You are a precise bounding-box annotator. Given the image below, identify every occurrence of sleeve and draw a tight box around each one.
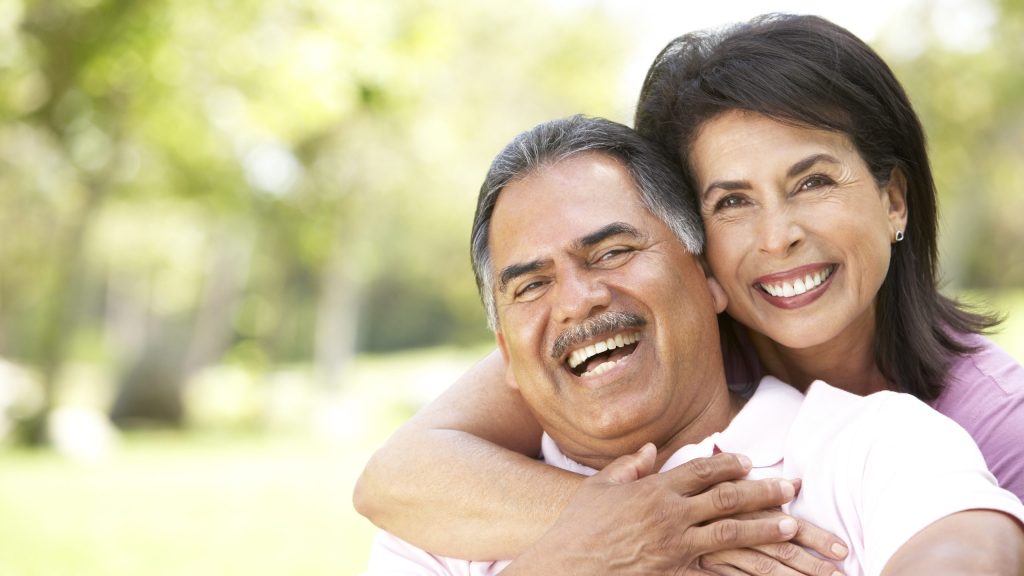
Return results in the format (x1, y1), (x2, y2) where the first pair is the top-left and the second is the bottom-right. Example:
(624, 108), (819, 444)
(857, 393), (1024, 576)
(363, 531), (457, 576)
(939, 340), (1024, 499)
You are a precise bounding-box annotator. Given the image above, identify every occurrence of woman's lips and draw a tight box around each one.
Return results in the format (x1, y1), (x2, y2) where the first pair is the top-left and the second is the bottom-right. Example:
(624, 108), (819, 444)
(753, 263), (837, 309)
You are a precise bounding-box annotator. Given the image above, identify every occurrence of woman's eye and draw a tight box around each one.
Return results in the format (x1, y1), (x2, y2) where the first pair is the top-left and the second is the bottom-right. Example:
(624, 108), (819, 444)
(799, 175), (834, 191)
(714, 194), (747, 211)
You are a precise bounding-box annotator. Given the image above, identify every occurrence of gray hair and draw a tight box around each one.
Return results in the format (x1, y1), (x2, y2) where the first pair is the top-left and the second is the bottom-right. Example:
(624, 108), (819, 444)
(470, 115), (704, 330)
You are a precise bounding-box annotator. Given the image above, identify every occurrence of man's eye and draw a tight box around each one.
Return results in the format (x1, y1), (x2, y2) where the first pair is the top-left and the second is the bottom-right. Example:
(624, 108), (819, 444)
(599, 247), (632, 261)
(515, 280), (546, 299)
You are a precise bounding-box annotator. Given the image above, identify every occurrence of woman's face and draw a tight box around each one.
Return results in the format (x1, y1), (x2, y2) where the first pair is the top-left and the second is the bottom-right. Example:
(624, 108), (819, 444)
(688, 110), (907, 350)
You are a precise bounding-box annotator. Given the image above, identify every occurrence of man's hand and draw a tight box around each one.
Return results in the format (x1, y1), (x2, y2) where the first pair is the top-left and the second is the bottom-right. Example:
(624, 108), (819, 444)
(698, 507), (848, 576)
(502, 444), (802, 575)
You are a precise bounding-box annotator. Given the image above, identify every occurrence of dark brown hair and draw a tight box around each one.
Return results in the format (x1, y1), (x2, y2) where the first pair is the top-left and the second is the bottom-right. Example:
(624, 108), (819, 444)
(635, 13), (999, 400)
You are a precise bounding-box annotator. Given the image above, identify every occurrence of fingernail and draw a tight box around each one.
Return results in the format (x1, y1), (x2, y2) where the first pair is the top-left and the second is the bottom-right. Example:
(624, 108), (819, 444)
(832, 572), (843, 576)
(778, 518), (798, 536)
(779, 480), (795, 500)
(790, 478), (802, 494)
(831, 542), (849, 558)
(737, 454), (752, 469)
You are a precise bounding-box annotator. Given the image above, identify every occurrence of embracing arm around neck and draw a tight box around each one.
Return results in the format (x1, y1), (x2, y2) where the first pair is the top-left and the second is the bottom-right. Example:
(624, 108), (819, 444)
(353, 350), (575, 559)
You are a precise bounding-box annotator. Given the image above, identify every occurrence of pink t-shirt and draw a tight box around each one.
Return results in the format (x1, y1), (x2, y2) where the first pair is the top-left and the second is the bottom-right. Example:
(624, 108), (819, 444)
(931, 333), (1024, 498)
(725, 331), (1024, 499)
(364, 378), (1024, 576)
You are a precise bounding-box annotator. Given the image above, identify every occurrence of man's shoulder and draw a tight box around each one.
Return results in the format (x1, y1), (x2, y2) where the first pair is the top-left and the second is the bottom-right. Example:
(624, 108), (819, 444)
(801, 380), (935, 429)
(784, 380), (1023, 575)
(785, 380), (953, 468)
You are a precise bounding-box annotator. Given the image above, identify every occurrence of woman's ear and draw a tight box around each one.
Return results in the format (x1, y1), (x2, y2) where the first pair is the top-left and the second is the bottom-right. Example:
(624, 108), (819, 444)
(706, 276), (729, 314)
(885, 167), (909, 239)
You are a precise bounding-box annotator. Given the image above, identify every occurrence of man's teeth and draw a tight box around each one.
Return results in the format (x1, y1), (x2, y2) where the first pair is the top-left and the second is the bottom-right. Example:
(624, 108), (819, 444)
(760, 266), (834, 298)
(588, 359), (618, 377)
(567, 332), (640, 370)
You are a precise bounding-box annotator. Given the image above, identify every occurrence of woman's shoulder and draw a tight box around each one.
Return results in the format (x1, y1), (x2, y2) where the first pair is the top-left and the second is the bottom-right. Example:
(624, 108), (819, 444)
(943, 333), (1024, 398)
(934, 333), (1024, 499)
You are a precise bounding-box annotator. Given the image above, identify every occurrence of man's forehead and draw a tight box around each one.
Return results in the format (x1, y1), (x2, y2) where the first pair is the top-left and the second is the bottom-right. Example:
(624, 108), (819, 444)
(490, 154), (647, 237)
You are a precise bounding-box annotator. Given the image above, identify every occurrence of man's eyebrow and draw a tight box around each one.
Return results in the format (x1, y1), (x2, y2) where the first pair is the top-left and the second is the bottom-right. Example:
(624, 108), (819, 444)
(701, 153), (843, 200)
(574, 222), (645, 250)
(498, 259), (550, 295)
(495, 223), (643, 295)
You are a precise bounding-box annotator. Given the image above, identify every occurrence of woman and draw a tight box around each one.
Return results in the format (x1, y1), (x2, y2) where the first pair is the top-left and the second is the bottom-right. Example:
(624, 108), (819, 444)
(355, 13), (1024, 573)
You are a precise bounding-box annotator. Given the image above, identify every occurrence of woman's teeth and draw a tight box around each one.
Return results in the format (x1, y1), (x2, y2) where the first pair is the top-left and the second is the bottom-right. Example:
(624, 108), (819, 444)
(759, 266), (834, 297)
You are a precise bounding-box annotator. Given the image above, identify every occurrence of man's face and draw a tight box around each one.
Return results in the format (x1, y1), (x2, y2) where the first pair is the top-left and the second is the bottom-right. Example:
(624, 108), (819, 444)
(490, 152), (727, 466)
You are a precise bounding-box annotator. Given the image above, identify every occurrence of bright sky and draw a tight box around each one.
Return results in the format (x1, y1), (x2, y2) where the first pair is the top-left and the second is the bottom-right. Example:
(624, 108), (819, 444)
(548, 0), (997, 117)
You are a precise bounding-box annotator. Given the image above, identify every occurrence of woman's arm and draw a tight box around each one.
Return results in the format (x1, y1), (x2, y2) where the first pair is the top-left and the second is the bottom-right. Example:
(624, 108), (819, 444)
(353, 350), (582, 559)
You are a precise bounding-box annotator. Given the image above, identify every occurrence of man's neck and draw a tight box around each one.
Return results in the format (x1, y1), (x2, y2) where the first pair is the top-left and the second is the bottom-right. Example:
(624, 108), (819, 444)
(650, 389), (746, 470)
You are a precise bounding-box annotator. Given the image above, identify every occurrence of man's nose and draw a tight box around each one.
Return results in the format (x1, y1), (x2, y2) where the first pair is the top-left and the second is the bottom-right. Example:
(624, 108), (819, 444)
(553, 270), (612, 325)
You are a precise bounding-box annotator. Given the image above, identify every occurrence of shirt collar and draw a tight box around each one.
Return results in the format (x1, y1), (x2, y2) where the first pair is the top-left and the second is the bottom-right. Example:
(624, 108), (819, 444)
(712, 376), (804, 468)
(541, 376), (804, 474)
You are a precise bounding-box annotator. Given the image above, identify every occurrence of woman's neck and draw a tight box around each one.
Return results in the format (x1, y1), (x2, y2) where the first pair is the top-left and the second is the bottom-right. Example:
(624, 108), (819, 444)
(747, 314), (891, 396)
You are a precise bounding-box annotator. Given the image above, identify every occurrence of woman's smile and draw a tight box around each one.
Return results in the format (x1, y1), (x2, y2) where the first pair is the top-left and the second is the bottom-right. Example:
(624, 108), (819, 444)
(753, 263), (837, 309)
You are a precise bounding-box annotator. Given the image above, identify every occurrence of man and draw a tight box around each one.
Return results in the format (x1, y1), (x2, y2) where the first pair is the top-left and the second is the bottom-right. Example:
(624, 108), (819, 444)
(365, 115), (1024, 575)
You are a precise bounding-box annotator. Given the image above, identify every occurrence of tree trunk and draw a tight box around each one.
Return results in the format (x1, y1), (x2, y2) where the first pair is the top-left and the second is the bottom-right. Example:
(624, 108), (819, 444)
(314, 238), (361, 392)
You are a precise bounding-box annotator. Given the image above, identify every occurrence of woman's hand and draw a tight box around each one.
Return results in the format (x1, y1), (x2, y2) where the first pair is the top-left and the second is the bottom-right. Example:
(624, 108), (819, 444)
(699, 508), (848, 576)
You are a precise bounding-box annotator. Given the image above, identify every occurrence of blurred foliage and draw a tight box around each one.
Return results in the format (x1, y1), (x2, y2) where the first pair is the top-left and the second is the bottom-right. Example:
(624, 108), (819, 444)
(0, 0), (1020, 571)
(0, 0), (1020, 438)
(881, 0), (1024, 289)
(0, 0), (627, 434)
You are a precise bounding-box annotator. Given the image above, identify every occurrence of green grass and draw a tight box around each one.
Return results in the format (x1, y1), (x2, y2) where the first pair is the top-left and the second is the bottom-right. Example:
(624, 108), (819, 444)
(0, 432), (378, 576)
(0, 345), (491, 576)
(0, 295), (1020, 576)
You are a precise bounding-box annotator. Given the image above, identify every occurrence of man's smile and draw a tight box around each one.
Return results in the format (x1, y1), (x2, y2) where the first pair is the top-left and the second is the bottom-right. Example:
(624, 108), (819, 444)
(566, 331), (642, 378)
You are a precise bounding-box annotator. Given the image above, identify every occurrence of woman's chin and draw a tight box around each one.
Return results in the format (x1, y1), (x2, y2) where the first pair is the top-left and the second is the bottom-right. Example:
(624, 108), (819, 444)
(742, 315), (844, 352)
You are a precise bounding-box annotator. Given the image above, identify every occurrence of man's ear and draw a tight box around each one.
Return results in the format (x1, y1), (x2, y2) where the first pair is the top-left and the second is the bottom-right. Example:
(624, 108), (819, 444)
(885, 166), (909, 239)
(706, 276), (728, 314)
(495, 331), (519, 390)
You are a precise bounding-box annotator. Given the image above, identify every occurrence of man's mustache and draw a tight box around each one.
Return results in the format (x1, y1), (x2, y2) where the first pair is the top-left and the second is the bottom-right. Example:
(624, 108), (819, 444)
(550, 311), (647, 360)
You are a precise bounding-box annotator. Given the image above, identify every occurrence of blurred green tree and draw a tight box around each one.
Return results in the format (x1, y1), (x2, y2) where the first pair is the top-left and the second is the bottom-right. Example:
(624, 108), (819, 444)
(883, 0), (1024, 290)
(0, 0), (627, 442)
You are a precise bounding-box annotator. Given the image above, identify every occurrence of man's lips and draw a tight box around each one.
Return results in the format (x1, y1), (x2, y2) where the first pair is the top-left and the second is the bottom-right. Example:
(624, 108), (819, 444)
(551, 311), (646, 360)
(566, 331), (642, 378)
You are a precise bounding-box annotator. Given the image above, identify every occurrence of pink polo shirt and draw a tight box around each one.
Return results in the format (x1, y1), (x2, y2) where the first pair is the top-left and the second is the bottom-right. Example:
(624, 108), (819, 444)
(365, 378), (1024, 576)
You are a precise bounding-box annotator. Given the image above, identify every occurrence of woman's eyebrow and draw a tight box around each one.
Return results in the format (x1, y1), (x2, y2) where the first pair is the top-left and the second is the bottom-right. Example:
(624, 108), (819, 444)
(702, 153), (843, 200)
(788, 153), (841, 178)
(702, 178), (750, 200)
